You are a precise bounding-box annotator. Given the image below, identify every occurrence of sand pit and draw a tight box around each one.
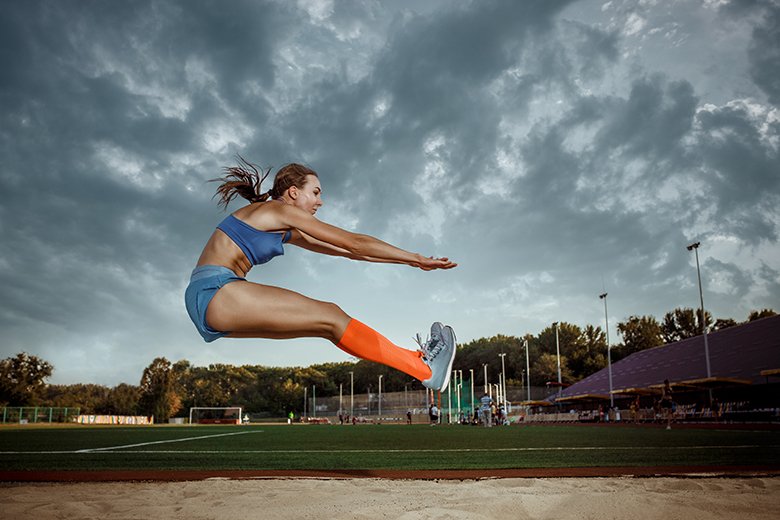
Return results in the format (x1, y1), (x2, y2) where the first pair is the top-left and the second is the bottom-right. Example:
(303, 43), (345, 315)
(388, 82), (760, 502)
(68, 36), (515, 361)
(2, 477), (778, 519)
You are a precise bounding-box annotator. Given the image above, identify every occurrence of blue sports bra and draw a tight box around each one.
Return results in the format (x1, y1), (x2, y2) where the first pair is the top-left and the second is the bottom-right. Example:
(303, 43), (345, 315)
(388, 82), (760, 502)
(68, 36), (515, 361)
(217, 214), (292, 266)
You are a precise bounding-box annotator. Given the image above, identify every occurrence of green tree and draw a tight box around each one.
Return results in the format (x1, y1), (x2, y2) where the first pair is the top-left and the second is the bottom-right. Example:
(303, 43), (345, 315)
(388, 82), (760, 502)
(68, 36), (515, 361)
(43, 384), (108, 413)
(661, 307), (713, 343)
(614, 315), (663, 361)
(532, 353), (573, 386)
(748, 308), (776, 321)
(569, 325), (607, 379)
(453, 334), (525, 386)
(713, 318), (738, 331)
(0, 352), (53, 406)
(138, 357), (181, 423)
(102, 383), (141, 415)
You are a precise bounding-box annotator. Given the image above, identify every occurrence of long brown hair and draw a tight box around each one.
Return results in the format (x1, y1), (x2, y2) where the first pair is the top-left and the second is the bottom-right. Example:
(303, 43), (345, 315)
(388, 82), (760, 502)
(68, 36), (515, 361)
(211, 156), (318, 209)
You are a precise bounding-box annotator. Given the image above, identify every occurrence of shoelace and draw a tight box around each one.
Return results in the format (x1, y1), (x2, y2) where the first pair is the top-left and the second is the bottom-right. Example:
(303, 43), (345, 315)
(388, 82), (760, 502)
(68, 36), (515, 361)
(414, 333), (443, 360)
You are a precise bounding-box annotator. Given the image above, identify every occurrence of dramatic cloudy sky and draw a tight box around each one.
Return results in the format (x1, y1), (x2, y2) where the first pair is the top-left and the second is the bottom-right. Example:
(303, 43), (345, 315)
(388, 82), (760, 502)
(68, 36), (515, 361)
(2, 0), (778, 386)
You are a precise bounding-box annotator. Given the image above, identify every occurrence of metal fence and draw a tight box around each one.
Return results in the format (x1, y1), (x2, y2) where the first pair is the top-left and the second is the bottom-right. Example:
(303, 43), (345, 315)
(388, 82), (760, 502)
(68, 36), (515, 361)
(2, 406), (81, 424)
(305, 384), (556, 419)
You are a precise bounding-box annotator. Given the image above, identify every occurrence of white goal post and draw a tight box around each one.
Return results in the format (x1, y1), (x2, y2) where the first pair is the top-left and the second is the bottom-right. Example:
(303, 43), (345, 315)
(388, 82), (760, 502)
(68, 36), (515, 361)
(189, 406), (243, 425)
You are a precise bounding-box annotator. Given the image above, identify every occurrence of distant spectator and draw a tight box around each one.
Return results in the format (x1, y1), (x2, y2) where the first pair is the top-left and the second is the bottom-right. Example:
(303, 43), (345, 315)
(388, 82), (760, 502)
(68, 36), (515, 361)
(406, 410), (412, 425)
(660, 379), (674, 430)
(630, 396), (640, 424)
(480, 393), (493, 428)
(711, 397), (721, 422)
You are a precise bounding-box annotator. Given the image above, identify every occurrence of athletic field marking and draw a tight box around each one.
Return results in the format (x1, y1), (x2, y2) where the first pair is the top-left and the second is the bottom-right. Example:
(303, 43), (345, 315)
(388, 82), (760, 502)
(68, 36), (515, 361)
(2, 444), (776, 455)
(73, 430), (263, 453)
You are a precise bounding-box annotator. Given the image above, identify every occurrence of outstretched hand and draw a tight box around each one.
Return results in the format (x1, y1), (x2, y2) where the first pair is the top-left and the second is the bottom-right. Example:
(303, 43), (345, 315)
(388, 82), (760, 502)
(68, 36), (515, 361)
(416, 256), (458, 271)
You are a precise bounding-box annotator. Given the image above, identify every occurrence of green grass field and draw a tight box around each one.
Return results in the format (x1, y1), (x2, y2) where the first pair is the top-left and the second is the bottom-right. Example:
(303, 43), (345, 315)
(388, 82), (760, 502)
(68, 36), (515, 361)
(1, 423), (778, 472)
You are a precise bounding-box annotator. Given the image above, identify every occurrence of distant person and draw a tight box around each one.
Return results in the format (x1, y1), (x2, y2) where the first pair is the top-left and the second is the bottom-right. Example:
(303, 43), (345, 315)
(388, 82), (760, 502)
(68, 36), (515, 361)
(480, 393), (493, 428)
(711, 397), (721, 422)
(184, 158), (457, 392)
(630, 396), (640, 424)
(406, 410), (412, 425)
(430, 404), (439, 425)
(660, 379), (674, 430)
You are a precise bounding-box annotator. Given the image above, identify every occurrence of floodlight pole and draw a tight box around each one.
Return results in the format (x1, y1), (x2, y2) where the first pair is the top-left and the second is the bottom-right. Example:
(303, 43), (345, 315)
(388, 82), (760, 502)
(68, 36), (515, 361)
(687, 242), (712, 379)
(447, 374), (453, 423)
(312, 385), (316, 418)
(378, 375), (382, 418)
(600, 292), (614, 408)
(483, 363), (489, 394)
(554, 322), (562, 398)
(349, 371), (354, 419)
(304, 387), (307, 419)
(524, 339), (531, 401)
(499, 353), (507, 411)
(455, 370), (463, 419)
(469, 369), (475, 416)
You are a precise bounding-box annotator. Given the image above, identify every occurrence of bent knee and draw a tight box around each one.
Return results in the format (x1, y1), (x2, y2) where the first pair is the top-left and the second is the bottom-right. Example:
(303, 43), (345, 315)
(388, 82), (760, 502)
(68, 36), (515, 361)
(320, 301), (350, 342)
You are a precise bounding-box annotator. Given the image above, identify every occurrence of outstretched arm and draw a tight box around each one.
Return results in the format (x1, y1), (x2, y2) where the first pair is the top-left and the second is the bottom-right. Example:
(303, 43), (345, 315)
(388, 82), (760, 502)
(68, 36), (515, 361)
(278, 205), (456, 270)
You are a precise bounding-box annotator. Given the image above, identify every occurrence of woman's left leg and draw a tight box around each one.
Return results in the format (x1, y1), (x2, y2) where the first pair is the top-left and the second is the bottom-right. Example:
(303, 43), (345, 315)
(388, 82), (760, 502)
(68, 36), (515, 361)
(207, 280), (432, 382)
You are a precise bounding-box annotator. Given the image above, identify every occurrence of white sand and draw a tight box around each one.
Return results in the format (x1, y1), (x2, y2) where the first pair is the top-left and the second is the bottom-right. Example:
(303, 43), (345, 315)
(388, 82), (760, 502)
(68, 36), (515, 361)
(2, 477), (778, 520)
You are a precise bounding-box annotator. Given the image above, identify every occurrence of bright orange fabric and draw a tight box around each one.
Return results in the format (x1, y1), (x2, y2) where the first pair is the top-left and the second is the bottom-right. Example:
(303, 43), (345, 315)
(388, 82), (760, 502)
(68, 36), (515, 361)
(337, 319), (432, 381)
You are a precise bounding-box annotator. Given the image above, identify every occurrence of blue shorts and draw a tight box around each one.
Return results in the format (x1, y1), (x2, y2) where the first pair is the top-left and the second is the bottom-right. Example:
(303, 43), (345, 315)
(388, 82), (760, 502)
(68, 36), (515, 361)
(184, 265), (245, 342)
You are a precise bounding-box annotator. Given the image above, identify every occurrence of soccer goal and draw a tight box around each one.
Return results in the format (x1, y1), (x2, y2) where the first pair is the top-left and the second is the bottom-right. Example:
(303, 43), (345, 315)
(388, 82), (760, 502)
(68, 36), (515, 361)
(189, 406), (243, 425)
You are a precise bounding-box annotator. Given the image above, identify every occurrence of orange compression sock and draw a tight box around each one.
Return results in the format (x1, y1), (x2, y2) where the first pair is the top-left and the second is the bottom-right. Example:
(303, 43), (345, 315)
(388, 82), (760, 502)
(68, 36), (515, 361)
(337, 319), (433, 382)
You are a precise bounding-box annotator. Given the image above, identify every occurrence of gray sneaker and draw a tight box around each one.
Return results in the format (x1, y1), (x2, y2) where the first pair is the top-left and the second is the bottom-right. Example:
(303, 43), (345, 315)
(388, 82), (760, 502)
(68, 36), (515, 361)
(418, 322), (456, 392)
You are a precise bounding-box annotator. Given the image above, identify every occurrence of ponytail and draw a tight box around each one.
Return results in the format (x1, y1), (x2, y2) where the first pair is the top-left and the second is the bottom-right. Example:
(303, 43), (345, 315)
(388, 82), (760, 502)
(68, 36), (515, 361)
(211, 155), (272, 209)
(211, 156), (319, 210)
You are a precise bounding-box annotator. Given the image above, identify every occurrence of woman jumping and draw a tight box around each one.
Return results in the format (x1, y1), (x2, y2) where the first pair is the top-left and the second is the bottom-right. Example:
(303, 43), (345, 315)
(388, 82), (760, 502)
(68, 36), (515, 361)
(184, 158), (458, 391)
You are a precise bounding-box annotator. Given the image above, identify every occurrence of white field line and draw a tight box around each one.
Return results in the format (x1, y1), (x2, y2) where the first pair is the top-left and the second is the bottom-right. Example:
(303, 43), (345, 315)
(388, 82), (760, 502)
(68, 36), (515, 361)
(1, 444), (777, 455)
(71, 430), (263, 453)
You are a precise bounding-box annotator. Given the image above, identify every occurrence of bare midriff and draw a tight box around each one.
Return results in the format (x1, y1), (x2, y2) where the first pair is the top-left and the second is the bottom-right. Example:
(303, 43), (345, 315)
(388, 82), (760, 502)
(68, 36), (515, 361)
(195, 229), (252, 277)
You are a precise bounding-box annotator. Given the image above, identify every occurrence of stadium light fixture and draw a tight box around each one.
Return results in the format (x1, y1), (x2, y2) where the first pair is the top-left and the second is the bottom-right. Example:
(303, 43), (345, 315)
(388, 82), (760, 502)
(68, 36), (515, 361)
(687, 241), (712, 378)
(599, 292), (614, 408)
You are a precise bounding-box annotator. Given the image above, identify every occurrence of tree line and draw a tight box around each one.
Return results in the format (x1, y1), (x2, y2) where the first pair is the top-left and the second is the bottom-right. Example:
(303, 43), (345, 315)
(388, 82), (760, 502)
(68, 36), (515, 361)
(1, 308), (774, 422)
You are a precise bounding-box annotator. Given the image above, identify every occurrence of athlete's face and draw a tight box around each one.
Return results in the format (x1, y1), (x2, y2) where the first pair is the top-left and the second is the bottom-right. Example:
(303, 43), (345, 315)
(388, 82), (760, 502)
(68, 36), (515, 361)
(294, 175), (323, 215)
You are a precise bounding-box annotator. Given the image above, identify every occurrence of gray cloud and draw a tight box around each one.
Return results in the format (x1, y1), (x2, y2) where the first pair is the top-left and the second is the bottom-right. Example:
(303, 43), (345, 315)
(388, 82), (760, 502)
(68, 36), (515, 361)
(1, 0), (778, 385)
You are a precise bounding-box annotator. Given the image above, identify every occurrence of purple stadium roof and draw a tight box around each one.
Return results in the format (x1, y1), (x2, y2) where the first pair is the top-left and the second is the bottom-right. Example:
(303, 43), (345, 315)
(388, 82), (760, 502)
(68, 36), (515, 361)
(558, 314), (780, 400)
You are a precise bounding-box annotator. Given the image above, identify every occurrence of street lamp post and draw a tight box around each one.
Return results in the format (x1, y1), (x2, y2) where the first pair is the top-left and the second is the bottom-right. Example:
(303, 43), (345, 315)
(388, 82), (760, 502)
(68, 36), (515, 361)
(524, 339), (531, 401)
(687, 241), (712, 378)
(600, 292), (614, 408)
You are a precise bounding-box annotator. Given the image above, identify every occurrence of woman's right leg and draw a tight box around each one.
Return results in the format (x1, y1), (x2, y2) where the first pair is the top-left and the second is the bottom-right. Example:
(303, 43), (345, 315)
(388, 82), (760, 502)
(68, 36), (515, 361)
(205, 280), (432, 381)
